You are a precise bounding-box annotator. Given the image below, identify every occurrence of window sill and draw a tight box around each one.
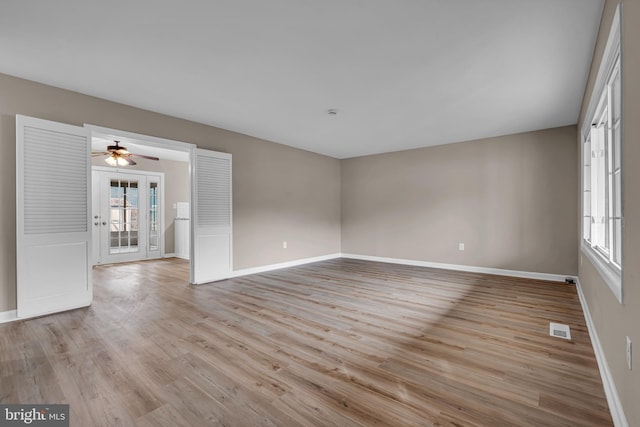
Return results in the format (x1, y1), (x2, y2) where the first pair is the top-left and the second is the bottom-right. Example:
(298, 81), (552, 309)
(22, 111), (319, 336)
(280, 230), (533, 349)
(581, 243), (623, 303)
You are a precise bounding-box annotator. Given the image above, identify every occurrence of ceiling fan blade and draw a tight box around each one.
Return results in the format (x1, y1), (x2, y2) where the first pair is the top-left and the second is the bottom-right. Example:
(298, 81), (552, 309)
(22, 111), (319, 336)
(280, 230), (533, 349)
(92, 152), (110, 156)
(124, 156), (136, 166)
(130, 153), (160, 161)
(101, 140), (158, 164)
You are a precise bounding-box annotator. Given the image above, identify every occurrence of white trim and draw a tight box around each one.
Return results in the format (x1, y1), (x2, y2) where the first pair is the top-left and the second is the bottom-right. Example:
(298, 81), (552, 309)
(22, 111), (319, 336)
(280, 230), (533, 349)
(163, 253), (177, 258)
(92, 168), (166, 264)
(575, 278), (629, 427)
(92, 165), (165, 176)
(0, 310), (18, 324)
(580, 3), (624, 304)
(229, 253), (342, 279)
(580, 4), (622, 139)
(340, 253), (576, 283)
(581, 244), (622, 303)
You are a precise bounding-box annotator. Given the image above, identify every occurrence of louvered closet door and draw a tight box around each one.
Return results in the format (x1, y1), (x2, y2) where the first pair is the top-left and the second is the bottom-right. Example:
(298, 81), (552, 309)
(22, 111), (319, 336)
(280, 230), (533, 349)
(190, 149), (232, 284)
(16, 115), (92, 318)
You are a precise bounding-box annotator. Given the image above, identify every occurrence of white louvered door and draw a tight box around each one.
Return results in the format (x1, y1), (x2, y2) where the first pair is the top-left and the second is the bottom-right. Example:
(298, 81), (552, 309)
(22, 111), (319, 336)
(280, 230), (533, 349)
(16, 115), (92, 318)
(190, 149), (232, 284)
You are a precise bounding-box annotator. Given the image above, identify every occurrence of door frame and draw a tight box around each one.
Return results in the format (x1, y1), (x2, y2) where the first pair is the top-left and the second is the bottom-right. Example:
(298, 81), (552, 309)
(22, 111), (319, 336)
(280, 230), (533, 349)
(85, 124), (231, 285)
(92, 167), (165, 265)
(15, 118), (233, 322)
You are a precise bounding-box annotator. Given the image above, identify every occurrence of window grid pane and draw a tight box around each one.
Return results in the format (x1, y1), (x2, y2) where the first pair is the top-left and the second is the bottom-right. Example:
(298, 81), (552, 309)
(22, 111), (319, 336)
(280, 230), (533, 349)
(582, 51), (622, 271)
(583, 136), (591, 242)
(592, 122), (606, 251)
(609, 58), (622, 266)
(148, 182), (159, 252)
(109, 179), (140, 255)
(580, 6), (621, 301)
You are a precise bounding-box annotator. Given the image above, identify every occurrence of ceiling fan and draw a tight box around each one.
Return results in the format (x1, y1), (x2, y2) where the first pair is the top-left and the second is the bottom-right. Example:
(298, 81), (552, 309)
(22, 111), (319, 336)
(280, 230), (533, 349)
(92, 141), (159, 166)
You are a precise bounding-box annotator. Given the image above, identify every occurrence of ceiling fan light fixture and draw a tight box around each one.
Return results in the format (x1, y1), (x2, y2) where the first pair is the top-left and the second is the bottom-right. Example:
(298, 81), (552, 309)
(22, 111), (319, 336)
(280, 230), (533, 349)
(105, 155), (118, 166)
(104, 154), (131, 167)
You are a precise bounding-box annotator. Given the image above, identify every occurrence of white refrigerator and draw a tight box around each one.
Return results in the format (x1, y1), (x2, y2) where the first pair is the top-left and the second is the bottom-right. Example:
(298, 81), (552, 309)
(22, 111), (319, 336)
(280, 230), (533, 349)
(174, 202), (190, 260)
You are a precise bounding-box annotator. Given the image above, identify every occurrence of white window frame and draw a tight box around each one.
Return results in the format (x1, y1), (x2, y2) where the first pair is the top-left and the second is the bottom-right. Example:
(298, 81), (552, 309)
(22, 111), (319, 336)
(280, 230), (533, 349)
(581, 4), (623, 303)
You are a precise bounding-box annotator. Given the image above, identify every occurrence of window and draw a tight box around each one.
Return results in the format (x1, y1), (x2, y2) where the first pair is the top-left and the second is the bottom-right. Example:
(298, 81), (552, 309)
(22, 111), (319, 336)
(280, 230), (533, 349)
(148, 180), (159, 252)
(109, 179), (140, 254)
(581, 4), (622, 303)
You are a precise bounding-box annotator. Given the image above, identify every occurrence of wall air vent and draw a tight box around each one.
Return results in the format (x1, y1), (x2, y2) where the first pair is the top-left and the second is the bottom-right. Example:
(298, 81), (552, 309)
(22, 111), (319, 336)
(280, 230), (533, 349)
(549, 322), (571, 340)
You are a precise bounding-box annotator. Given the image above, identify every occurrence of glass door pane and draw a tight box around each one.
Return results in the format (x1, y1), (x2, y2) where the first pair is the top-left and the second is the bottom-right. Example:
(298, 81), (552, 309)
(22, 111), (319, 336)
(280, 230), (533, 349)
(149, 181), (159, 251)
(109, 179), (140, 254)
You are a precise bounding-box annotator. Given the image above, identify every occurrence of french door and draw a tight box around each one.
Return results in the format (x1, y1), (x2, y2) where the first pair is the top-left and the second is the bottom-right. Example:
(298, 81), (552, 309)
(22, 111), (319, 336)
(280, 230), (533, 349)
(92, 170), (162, 264)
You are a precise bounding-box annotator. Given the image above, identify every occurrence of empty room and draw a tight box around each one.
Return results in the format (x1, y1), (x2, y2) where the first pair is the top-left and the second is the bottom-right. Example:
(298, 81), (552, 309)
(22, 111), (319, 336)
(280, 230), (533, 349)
(0, 1), (638, 426)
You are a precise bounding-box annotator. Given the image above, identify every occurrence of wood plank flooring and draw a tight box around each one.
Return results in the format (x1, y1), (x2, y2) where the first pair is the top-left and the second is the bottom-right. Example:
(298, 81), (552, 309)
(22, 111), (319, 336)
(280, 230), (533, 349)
(0, 258), (612, 426)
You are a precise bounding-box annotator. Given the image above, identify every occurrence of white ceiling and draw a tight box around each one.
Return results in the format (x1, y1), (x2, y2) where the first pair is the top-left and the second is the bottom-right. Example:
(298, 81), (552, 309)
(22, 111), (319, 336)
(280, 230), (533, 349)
(0, 0), (603, 159)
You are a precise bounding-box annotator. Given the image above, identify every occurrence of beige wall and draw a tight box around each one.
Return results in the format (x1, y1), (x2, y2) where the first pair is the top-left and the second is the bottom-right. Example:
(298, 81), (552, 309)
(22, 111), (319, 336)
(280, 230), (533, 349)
(577, 0), (639, 425)
(0, 73), (341, 312)
(91, 157), (190, 254)
(342, 126), (578, 275)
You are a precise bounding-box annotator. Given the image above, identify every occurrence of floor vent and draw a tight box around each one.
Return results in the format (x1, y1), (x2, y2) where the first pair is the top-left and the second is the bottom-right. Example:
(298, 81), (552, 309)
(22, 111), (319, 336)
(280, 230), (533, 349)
(549, 322), (571, 340)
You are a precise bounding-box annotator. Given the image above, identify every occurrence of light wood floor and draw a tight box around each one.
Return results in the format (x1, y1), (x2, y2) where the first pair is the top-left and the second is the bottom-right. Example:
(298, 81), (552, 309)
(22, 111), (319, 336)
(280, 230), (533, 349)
(1, 258), (612, 426)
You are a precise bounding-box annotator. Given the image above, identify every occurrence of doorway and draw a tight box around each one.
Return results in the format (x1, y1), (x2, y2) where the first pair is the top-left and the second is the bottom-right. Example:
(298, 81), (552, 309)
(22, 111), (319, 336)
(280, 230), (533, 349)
(92, 168), (163, 265)
(16, 116), (234, 320)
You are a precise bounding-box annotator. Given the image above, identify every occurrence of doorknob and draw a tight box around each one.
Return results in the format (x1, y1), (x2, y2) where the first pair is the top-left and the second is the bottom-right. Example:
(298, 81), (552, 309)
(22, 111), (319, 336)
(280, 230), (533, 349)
(94, 222), (99, 226)
(102, 221), (107, 226)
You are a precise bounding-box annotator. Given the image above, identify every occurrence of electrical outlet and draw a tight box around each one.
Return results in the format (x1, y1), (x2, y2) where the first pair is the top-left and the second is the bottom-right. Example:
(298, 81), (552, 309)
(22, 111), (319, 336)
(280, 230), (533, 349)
(283, 241), (287, 249)
(458, 243), (465, 251)
(627, 336), (632, 370)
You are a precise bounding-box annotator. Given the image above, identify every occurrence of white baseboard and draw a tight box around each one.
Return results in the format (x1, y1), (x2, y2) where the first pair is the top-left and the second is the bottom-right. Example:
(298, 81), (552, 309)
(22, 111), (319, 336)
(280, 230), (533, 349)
(0, 310), (18, 324)
(163, 253), (177, 258)
(340, 253), (576, 283)
(575, 279), (629, 427)
(231, 253), (342, 278)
